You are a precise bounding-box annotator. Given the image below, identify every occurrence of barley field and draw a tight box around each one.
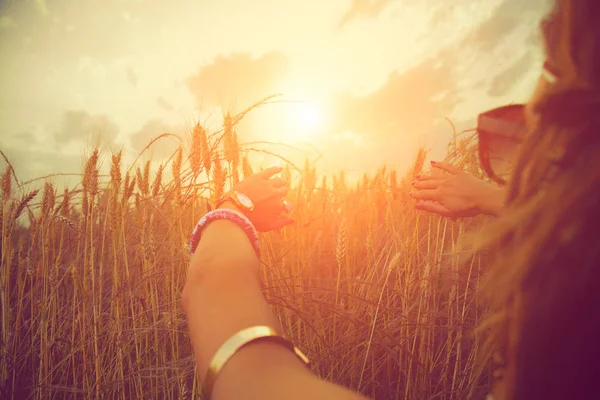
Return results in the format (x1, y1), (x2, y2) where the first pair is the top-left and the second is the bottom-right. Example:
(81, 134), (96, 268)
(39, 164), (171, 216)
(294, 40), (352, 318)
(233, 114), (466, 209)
(1, 111), (493, 399)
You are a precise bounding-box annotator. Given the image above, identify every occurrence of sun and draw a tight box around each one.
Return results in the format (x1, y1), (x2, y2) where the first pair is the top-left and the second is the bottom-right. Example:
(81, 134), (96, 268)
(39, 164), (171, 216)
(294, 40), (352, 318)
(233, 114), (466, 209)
(297, 103), (324, 133)
(284, 102), (326, 142)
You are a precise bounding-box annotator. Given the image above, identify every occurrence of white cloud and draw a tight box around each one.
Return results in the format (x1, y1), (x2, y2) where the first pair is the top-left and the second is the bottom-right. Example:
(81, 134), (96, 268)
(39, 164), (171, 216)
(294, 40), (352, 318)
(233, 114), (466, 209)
(77, 56), (93, 72)
(91, 64), (107, 81)
(34, 0), (50, 15)
(0, 16), (17, 29)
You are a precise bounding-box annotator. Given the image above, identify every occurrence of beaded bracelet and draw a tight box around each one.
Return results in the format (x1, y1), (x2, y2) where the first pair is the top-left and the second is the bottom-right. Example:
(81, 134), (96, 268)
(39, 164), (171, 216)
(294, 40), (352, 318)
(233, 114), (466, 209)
(189, 208), (261, 258)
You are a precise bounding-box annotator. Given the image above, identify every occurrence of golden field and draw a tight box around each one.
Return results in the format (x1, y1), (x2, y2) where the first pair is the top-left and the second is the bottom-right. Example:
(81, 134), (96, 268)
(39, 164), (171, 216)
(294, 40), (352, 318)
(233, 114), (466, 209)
(0, 110), (493, 399)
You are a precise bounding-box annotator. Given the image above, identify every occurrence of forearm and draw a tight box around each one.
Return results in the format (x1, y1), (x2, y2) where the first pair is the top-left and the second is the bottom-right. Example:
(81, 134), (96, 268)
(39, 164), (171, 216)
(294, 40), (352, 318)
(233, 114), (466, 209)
(184, 266), (366, 400)
(183, 217), (272, 375)
(183, 219), (367, 400)
(214, 340), (368, 400)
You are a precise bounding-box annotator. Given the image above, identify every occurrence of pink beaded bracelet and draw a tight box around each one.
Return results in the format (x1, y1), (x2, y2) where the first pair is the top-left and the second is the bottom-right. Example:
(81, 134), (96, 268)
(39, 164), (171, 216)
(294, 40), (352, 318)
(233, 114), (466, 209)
(189, 208), (261, 258)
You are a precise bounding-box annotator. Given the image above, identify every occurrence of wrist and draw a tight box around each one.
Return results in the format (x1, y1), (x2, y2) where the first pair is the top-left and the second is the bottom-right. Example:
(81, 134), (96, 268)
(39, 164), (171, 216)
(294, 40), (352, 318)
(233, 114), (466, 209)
(189, 208), (262, 284)
(190, 220), (260, 275)
(219, 200), (243, 213)
(478, 185), (506, 217)
(190, 206), (260, 256)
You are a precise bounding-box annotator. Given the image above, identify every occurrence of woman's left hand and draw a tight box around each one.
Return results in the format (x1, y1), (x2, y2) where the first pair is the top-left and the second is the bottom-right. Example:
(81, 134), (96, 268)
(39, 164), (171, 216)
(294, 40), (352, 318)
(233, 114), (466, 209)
(224, 167), (294, 232)
(410, 161), (505, 218)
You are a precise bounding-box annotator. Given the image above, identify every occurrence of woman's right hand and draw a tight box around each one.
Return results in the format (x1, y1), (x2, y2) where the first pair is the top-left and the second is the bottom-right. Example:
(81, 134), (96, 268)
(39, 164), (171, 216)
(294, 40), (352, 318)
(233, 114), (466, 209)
(224, 167), (294, 232)
(410, 161), (506, 218)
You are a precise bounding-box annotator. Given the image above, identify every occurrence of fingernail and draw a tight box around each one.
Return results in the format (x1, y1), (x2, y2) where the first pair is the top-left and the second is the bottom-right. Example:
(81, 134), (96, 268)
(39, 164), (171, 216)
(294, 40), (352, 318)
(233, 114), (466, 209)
(409, 192), (415, 197)
(411, 181), (416, 186)
(415, 175), (421, 179)
(430, 161), (436, 165)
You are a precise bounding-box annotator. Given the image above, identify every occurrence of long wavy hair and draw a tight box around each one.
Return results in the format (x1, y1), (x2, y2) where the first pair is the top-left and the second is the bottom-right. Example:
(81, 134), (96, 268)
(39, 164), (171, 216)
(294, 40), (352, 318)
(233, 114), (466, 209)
(473, 1), (600, 399)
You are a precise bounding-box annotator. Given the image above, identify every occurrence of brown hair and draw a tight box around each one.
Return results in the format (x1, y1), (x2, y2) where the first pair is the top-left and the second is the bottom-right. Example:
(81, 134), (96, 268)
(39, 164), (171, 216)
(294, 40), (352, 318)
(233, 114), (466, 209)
(474, 1), (600, 399)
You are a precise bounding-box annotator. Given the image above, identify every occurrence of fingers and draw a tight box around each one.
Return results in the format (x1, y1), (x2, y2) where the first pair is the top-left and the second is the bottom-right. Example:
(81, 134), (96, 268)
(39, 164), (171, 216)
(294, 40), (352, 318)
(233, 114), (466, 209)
(415, 174), (438, 181)
(415, 201), (453, 217)
(262, 197), (288, 214)
(256, 166), (283, 180)
(270, 216), (295, 230)
(409, 189), (439, 202)
(270, 177), (287, 188)
(272, 186), (289, 197)
(283, 200), (294, 213)
(412, 180), (441, 190)
(431, 161), (459, 175)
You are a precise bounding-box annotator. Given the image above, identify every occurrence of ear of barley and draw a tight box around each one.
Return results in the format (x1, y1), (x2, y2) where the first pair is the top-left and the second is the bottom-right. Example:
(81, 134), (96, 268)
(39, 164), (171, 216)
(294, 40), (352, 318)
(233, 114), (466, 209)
(242, 156), (253, 180)
(152, 164), (163, 197)
(172, 147), (182, 204)
(0, 200), (14, 236)
(122, 173), (131, 206)
(110, 151), (122, 190)
(136, 167), (144, 196)
(232, 163), (240, 185)
(40, 181), (55, 221)
(27, 206), (36, 230)
(200, 124), (212, 174)
(336, 217), (348, 267)
(82, 149), (99, 215)
(142, 160), (151, 196)
(86, 149), (99, 196)
(14, 190), (38, 222)
(223, 112), (235, 164)
(1, 167), (11, 202)
(411, 147), (427, 179)
(123, 173), (136, 206)
(190, 123), (203, 177)
(59, 188), (70, 217)
(231, 131), (240, 172)
(212, 157), (225, 205)
(55, 215), (79, 232)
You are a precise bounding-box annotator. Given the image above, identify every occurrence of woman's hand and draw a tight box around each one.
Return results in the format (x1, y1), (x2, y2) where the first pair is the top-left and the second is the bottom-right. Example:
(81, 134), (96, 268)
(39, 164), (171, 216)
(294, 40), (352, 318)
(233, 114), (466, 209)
(410, 161), (506, 218)
(224, 167), (294, 232)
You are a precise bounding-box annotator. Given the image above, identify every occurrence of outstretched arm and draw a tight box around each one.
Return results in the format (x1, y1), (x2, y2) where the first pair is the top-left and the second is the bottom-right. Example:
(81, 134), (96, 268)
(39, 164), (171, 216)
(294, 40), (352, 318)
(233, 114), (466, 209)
(182, 169), (367, 400)
(410, 161), (506, 218)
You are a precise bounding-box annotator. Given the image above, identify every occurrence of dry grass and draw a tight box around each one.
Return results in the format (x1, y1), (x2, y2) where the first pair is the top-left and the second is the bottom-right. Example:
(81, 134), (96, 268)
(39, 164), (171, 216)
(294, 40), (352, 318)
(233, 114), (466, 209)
(0, 109), (493, 399)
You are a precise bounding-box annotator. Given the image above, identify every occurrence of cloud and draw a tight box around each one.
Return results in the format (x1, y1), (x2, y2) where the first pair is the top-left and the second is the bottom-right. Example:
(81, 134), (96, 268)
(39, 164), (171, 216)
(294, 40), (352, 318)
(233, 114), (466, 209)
(126, 66), (137, 87)
(332, 50), (459, 140)
(186, 51), (290, 111)
(0, 145), (82, 184)
(34, 0), (50, 16)
(55, 110), (119, 147)
(157, 97), (174, 112)
(487, 52), (534, 97)
(14, 131), (36, 144)
(461, 0), (552, 52)
(337, 0), (391, 28)
(129, 119), (181, 160)
(0, 16), (17, 29)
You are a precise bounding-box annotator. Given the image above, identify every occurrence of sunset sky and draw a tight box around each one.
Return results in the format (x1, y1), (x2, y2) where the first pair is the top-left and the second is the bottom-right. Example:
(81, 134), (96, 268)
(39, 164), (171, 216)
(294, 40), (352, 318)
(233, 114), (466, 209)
(0, 0), (553, 184)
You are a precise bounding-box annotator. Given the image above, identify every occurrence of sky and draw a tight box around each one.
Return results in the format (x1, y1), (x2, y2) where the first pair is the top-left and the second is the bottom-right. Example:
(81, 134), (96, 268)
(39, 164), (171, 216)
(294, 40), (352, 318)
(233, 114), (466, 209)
(0, 0), (554, 186)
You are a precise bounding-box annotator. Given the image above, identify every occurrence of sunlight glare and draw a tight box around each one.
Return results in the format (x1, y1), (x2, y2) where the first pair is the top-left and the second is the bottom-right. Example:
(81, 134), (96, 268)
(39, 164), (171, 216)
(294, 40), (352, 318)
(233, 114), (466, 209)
(284, 102), (326, 142)
(297, 103), (324, 133)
